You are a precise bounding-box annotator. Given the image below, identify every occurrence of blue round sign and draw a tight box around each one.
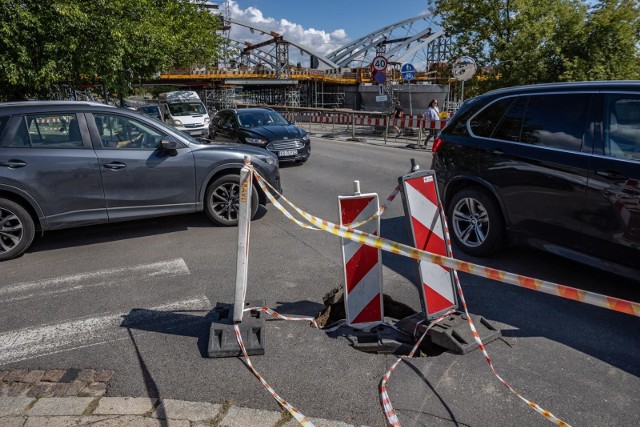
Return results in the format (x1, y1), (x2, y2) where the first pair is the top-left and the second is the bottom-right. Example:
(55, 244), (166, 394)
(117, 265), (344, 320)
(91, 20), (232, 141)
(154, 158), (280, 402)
(401, 63), (416, 81)
(374, 71), (386, 84)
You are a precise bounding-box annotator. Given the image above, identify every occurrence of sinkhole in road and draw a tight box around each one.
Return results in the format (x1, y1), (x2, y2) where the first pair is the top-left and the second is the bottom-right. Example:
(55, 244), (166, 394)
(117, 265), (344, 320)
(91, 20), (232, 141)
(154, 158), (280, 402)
(314, 286), (448, 356)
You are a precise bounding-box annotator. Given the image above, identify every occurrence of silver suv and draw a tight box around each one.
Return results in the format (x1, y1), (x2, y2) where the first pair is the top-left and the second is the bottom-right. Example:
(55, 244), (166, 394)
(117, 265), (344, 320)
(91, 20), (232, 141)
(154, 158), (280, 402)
(0, 101), (281, 261)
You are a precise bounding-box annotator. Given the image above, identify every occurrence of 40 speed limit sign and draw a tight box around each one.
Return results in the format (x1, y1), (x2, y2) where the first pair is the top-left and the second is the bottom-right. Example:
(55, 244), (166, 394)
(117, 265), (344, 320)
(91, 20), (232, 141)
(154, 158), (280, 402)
(371, 55), (388, 71)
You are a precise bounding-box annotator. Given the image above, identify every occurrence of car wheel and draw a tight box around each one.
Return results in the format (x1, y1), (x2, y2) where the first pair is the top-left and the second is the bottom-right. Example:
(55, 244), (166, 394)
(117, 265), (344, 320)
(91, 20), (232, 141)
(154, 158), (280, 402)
(204, 175), (259, 226)
(446, 187), (504, 256)
(0, 199), (35, 261)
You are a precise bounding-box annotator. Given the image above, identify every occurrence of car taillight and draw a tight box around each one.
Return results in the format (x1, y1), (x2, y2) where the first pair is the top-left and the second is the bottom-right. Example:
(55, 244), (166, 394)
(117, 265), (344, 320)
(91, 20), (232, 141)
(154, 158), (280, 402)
(432, 137), (443, 153)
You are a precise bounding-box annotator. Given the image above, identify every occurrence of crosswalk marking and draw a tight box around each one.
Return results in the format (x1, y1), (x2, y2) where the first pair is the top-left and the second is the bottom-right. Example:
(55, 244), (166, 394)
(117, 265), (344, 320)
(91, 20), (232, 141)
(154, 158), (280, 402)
(0, 259), (190, 304)
(0, 296), (211, 365)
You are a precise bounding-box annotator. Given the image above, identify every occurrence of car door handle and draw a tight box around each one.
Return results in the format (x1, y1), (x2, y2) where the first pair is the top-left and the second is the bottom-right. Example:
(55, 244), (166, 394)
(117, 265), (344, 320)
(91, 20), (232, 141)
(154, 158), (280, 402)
(488, 148), (505, 155)
(103, 162), (126, 170)
(0, 160), (27, 168)
(595, 170), (628, 180)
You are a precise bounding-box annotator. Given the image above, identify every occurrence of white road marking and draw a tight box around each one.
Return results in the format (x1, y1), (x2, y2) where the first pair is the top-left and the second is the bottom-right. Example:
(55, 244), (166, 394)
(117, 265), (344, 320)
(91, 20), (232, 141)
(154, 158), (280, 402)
(0, 296), (211, 365)
(0, 259), (190, 304)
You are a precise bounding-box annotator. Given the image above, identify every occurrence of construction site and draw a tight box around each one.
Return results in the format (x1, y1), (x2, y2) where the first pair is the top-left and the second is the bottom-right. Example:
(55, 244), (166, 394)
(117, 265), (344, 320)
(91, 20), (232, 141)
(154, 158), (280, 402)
(154, 3), (462, 116)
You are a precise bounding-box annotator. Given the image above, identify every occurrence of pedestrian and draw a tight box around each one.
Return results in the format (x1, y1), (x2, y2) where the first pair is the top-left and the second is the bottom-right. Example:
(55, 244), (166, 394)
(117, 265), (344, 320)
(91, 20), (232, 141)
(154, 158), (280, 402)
(422, 98), (440, 147)
(392, 100), (404, 136)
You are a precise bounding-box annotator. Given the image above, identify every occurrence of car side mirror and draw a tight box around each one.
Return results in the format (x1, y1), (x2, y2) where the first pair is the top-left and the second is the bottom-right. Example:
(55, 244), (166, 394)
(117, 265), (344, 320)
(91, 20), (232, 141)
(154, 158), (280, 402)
(160, 137), (179, 153)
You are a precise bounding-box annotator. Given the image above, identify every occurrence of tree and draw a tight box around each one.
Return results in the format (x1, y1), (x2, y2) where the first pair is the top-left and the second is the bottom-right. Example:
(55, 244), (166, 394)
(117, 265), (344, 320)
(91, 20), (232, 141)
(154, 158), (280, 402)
(0, 0), (223, 101)
(434, 0), (640, 95)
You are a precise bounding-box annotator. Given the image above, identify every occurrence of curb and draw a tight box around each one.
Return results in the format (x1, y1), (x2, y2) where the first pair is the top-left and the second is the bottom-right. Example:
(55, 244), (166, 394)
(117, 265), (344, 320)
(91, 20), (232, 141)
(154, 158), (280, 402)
(0, 396), (366, 427)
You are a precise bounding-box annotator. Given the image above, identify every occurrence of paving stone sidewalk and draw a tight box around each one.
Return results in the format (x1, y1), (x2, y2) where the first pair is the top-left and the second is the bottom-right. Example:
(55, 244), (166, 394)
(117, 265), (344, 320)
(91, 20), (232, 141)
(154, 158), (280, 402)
(0, 370), (367, 426)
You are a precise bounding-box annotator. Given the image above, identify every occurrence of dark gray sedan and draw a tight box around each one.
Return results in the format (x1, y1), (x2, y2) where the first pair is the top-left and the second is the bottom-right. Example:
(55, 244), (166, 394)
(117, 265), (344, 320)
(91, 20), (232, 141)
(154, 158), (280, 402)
(0, 101), (281, 261)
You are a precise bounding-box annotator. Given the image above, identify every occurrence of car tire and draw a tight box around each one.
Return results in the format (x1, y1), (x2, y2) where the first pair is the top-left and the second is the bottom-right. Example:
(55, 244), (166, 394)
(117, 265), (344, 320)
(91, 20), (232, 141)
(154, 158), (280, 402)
(0, 198), (35, 261)
(446, 187), (504, 256)
(204, 174), (259, 226)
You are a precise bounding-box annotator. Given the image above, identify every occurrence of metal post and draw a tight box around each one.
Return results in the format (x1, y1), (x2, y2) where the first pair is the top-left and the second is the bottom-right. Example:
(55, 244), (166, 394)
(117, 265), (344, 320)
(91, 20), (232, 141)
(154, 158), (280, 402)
(351, 113), (356, 140)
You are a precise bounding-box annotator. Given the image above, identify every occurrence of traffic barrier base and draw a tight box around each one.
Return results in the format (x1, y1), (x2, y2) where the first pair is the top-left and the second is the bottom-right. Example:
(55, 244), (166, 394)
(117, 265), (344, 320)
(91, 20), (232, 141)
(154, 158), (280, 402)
(207, 300), (266, 358)
(396, 311), (501, 355)
(327, 324), (416, 355)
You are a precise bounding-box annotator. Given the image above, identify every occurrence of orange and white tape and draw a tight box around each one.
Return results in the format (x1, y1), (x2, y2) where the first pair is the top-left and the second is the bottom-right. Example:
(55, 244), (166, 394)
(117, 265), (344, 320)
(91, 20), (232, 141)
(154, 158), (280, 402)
(253, 169), (639, 318)
(380, 310), (455, 427)
(438, 204), (571, 426)
(251, 167), (640, 426)
(235, 307), (318, 427)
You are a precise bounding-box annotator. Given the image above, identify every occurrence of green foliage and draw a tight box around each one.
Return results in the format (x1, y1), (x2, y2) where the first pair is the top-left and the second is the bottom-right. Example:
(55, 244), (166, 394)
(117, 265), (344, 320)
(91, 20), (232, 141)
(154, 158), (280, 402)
(435, 0), (640, 96)
(0, 0), (222, 101)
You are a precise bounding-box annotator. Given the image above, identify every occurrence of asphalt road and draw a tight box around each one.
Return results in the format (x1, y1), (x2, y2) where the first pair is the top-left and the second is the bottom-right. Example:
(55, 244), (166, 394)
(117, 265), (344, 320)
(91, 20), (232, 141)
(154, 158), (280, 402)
(1, 137), (639, 426)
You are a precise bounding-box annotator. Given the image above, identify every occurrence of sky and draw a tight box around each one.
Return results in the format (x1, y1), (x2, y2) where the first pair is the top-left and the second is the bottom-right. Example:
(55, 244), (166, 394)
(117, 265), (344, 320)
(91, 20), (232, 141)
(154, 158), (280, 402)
(222, 0), (432, 58)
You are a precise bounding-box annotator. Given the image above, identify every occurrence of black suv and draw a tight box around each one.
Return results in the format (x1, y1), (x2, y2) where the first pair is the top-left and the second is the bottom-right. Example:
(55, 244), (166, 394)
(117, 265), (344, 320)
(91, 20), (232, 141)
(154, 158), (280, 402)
(0, 101), (281, 261)
(431, 81), (640, 280)
(210, 108), (311, 163)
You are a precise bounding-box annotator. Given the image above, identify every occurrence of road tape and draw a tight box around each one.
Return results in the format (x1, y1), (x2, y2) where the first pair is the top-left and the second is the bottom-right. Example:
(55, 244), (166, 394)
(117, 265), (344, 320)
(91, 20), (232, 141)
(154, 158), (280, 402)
(253, 169), (640, 318)
(252, 168), (638, 425)
(380, 310), (455, 427)
(235, 306), (318, 427)
(438, 205), (571, 426)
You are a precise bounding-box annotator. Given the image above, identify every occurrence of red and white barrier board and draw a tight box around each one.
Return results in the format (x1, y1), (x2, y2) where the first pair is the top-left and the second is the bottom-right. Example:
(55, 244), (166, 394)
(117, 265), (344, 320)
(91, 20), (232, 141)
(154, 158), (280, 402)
(400, 171), (458, 318)
(339, 193), (384, 328)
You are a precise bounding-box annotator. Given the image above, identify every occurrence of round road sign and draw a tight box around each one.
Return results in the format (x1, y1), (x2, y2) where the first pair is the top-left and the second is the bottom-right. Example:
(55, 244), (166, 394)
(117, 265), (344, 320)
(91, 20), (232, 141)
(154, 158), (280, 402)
(401, 63), (416, 81)
(371, 55), (388, 72)
(374, 71), (386, 84)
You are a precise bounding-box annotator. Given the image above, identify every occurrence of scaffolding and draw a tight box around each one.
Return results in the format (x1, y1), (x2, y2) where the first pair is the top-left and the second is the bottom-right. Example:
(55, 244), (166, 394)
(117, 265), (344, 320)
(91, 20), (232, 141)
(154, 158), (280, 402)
(205, 87), (236, 112)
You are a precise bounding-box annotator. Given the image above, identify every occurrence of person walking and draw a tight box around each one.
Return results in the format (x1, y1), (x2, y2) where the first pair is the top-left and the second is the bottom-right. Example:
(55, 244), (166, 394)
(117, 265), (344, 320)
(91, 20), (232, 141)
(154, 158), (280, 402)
(392, 100), (404, 136)
(422, 98), (440, 147)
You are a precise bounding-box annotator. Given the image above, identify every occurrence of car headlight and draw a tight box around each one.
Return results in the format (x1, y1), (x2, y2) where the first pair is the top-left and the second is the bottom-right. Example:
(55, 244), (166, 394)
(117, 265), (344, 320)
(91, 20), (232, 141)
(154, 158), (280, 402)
(245, 137), (268, 146)
(301, 134), (310, 141)
(256, 154), (278, 166)
(173, 119), (183, 126)
(205, 117), (210, 124)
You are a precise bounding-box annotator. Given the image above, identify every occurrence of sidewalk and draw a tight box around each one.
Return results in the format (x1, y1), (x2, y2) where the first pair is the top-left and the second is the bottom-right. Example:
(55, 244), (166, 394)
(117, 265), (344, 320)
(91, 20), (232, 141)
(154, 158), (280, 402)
(0, 396), (362, 426)
(305, 123), (434, 152)
(0, 370), (365, 427)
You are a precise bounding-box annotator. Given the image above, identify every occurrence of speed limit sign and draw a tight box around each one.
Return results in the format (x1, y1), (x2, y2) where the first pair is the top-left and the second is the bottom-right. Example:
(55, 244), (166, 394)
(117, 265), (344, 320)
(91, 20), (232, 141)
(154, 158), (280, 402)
(371, 55), (388, 71)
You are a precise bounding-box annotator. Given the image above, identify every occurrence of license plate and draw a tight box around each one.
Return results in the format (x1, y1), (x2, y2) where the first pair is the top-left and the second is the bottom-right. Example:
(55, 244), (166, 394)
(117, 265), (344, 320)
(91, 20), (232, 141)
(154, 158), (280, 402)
(278, 149), (297, 157)
(189, 130), (204, 136)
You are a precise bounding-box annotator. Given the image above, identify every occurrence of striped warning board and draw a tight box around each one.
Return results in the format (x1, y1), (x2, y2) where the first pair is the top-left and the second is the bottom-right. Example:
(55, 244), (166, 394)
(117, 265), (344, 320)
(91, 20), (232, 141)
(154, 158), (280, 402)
(400, 171), (458, 318)
(339, 193), (384, 328)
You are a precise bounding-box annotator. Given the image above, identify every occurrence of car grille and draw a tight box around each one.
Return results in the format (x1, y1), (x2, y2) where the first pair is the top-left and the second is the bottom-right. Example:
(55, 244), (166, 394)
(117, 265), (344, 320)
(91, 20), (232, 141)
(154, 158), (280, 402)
(183, 123), (204, 129)
(268, 140), (305, 150)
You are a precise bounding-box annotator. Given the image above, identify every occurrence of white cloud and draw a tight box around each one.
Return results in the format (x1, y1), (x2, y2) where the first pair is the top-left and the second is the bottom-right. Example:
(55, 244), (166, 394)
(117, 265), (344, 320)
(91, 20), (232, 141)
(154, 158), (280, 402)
(225, 1), (350, 58)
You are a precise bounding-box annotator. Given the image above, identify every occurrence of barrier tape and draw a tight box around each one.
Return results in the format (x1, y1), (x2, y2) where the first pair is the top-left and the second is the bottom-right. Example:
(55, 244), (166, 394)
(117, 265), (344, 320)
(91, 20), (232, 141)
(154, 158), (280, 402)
(438, 205), (571, 426)
(234, 307), (318, 427)
(252, 167), (640, 425)
(343, 164), (418, 229)
(380, 310), (455, 427)
(253, 169), (640, 318)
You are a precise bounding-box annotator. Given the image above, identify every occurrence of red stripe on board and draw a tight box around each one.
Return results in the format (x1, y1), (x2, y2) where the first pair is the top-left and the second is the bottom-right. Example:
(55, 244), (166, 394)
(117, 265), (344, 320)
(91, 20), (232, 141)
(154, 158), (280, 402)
(340, 197), (375, 225)
(406, 176), (439, 207)
(345, 241), (379, 293)
(351, 293), (382, 324)
(412, 217), (447, 257)
(423, 284), (454, 314)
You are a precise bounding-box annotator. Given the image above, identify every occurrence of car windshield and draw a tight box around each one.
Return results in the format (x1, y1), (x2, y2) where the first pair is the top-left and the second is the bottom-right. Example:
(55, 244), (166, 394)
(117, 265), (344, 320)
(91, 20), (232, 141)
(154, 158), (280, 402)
(168, 102), (207, 116)
(237, 111), (289, 128)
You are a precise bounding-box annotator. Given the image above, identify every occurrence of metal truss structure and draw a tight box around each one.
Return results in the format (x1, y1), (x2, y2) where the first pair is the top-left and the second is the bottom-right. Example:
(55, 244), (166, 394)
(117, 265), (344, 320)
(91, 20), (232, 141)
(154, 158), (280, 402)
(218, 12), (449, 73)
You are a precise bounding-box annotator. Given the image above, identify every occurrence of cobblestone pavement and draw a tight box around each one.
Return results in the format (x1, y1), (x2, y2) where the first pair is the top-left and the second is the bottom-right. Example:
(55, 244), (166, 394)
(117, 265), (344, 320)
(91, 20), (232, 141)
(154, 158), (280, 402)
(0, 369), (367, 426)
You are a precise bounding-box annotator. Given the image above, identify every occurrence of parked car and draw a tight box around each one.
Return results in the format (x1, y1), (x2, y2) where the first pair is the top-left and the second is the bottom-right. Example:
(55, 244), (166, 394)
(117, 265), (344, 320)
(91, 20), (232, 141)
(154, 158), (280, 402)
(210, 108), (311, 163)
(137, 104), (162, 120)
(431, 81), (640, 280)
(0, 101), (281, 261)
